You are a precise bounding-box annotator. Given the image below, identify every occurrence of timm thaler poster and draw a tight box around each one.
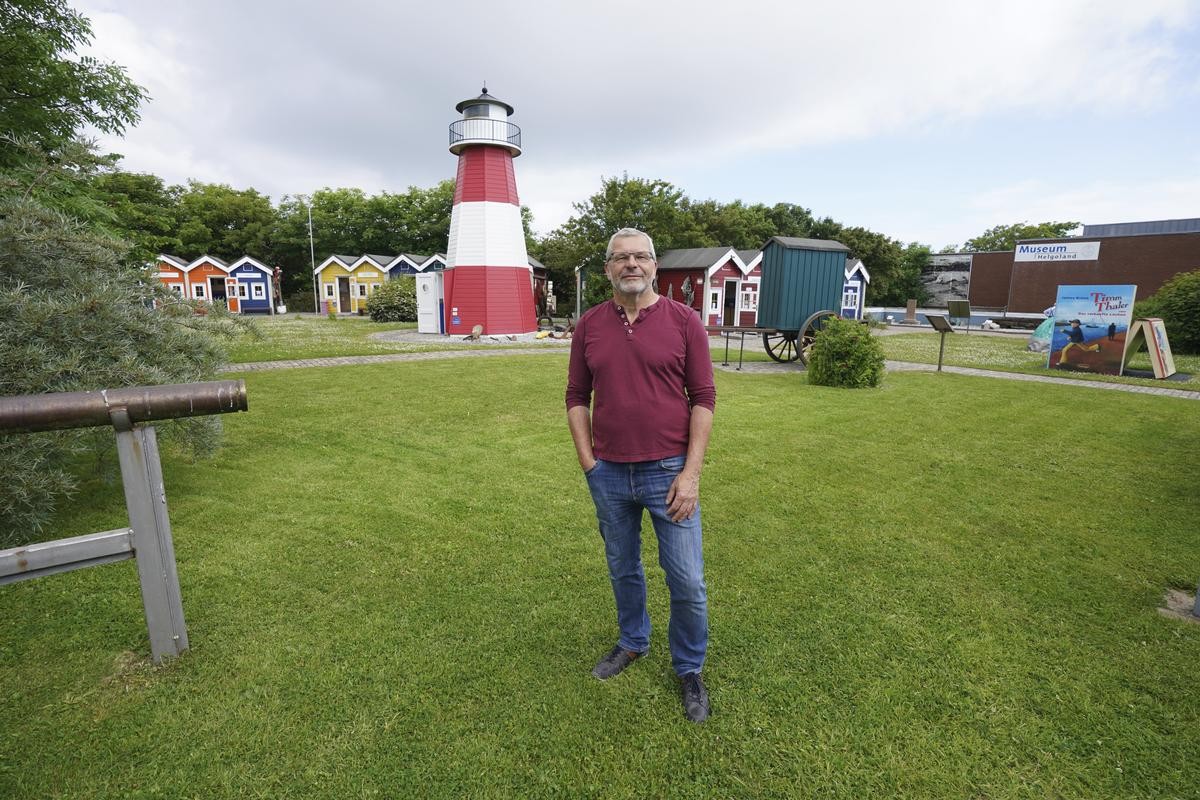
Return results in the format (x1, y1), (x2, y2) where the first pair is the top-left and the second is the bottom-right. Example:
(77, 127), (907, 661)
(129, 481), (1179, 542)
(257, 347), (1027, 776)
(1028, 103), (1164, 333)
(1047, 285), (1137, 375)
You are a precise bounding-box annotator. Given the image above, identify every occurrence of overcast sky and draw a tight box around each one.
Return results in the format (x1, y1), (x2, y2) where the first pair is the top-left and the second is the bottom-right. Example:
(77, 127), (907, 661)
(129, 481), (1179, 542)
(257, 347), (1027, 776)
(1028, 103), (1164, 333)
(77, 0), (1199, 249)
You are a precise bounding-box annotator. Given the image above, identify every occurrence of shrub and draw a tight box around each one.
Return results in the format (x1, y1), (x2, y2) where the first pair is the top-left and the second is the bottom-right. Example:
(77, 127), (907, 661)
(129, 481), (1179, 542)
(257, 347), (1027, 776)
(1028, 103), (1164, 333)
(1134, 270), (1200, 354)
(807, 316), (885, 388)
(0, 199), (243, 544)
(284, 289), (314, 313)
(366, 277), (417, 322)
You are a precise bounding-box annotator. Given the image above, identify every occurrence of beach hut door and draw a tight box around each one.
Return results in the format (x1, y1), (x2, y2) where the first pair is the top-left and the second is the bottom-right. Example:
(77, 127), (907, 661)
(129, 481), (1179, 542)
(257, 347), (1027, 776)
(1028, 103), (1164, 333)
(722, 279), (738, 325)
(209, 277), (228, 309)
(337, 277), (351, 313)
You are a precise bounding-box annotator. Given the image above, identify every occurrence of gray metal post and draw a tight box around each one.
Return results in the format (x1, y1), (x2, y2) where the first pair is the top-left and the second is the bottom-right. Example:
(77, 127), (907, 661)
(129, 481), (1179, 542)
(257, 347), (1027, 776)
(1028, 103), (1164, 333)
(110, 408), (188, 664)
(938, 330), (948, 372)
(1194, 582), (1200, 618)
(2, 380), (244, 665)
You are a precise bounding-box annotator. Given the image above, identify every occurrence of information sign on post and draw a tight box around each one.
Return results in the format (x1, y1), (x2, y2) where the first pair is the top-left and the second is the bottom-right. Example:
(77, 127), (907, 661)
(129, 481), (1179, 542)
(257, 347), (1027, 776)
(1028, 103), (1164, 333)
(925, 314), (954, 371)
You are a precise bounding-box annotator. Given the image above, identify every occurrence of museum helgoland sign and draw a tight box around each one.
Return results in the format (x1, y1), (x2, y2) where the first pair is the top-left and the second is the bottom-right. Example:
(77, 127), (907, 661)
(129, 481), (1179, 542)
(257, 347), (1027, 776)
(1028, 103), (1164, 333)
(1014, 241), (1102, 262)
(1047, 285), (1136, 375)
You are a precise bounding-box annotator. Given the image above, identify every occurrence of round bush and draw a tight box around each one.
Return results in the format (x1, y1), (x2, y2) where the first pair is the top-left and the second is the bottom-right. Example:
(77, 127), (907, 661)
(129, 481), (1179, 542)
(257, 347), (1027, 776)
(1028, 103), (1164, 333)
(1135, 269), (1200, 354)
(806, 316), (885, 388)
(366, 277), (417, 322)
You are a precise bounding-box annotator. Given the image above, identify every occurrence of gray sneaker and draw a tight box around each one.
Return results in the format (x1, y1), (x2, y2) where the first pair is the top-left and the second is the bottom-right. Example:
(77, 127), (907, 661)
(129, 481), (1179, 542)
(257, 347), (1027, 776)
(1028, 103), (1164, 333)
(680, 673), (710, 722)
(592, 645), (641, 680)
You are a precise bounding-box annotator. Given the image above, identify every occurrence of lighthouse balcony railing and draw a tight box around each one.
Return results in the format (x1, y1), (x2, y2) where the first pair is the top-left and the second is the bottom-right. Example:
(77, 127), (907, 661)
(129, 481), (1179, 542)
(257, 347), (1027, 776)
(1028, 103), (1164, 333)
(449, 119), (522, 150)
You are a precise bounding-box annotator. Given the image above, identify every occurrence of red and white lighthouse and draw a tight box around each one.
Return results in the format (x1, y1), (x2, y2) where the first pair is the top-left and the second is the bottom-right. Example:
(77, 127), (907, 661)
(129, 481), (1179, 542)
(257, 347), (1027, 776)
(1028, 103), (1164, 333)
(443, 88), (536, 335)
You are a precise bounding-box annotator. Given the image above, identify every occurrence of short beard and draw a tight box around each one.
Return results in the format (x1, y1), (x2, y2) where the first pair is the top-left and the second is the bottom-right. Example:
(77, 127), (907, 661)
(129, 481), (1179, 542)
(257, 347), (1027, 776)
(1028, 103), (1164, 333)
(609, 273), (649, 296)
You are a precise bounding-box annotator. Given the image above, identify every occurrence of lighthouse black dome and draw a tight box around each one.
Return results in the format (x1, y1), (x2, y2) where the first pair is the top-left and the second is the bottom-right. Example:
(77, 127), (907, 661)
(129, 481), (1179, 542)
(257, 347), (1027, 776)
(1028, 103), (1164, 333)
(455, 87), (514, 116)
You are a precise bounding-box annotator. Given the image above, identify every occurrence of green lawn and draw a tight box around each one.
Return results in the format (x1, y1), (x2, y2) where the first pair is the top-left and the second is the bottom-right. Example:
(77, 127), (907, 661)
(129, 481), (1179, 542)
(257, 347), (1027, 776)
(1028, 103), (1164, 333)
(225, 315), (561, 363)
(225, 315), (456, 363)
(2, 357), (1199, 798)
(226, 317), (1200, 401)
(878, 332), (1200, 391)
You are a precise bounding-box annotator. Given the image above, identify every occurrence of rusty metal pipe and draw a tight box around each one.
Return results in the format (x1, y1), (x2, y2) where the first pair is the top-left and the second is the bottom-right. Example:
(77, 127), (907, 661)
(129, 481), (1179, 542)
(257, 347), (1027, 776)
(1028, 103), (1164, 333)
(0, 380), (248, 433)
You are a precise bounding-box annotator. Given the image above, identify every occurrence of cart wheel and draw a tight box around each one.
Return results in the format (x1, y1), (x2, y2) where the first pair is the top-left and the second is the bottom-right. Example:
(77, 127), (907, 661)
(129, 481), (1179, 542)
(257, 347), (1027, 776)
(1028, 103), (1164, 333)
(797, 310), (838, 365)
(762, 330), (802, 363)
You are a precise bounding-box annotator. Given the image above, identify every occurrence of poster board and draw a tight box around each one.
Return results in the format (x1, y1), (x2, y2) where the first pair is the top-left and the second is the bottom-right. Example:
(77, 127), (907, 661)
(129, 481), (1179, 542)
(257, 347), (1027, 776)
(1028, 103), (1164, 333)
(1122, 318), (1177, 379)
(1046, 285), (1136, 375)
(921, 253), (971, 308)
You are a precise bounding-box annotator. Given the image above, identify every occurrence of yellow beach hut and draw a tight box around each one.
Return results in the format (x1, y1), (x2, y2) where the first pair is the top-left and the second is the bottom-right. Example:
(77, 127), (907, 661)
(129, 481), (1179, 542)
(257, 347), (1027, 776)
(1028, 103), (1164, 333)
(314, 254), (394, 314)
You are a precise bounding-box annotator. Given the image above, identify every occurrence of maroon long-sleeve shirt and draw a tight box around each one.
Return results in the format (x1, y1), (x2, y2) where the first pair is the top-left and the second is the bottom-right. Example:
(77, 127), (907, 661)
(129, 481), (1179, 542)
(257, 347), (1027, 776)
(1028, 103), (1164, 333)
(565, 297), (716, 462)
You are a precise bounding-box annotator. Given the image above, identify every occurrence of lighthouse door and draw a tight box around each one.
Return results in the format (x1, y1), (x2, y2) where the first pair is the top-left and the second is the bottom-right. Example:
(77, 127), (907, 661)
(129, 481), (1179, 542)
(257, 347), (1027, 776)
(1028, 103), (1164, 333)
(416, 272), (443, 334)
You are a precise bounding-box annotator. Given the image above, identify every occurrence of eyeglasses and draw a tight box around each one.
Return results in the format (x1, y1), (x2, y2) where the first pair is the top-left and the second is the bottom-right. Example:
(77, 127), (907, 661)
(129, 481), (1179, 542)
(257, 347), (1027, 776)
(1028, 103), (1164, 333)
(606, 251), (654, 266)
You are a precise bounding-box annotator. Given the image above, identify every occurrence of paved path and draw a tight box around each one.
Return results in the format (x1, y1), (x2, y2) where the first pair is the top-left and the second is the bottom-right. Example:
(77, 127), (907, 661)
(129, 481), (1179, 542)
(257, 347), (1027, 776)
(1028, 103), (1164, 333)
(224, 348), (1198, 400)
(715, 358), (1199, 400)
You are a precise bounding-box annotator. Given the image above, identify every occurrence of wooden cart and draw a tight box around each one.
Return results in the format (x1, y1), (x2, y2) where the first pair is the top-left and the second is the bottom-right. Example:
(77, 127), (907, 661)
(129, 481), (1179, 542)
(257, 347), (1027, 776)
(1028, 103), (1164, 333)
(706, 236), (849, 368)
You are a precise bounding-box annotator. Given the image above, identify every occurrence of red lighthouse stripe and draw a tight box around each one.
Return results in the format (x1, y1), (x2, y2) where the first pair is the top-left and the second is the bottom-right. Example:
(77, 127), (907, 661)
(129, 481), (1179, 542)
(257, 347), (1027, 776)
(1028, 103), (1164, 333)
(443, 265), (536, 334)
(453, 146), (519, 206)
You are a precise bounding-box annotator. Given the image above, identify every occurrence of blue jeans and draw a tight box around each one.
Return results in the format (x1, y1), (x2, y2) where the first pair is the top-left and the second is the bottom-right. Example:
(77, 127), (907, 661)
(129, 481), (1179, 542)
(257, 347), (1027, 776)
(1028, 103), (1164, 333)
(585, 455), (708, 675)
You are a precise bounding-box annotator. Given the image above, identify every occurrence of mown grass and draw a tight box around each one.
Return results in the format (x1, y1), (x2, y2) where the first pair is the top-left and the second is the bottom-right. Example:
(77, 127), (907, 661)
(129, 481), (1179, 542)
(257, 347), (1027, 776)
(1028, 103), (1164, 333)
(2, 356), (1199, 798)
(879, 332), (1199, 391)
(225, 315), (455, 363)
(224, 315), (563, 363)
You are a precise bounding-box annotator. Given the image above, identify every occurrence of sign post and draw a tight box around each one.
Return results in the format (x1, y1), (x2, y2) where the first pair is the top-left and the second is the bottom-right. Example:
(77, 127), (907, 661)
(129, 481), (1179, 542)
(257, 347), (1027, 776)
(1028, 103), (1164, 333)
(926, 314), (955, 371)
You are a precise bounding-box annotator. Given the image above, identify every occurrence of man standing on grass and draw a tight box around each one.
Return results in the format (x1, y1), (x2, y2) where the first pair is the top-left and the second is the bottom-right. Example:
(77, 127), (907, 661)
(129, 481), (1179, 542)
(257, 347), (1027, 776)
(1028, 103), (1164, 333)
(565, 227), (716, 723)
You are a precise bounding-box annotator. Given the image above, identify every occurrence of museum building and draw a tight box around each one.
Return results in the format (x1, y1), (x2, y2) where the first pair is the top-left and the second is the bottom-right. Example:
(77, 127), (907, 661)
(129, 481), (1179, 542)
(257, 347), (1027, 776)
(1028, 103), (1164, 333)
(955, 218), (1200, 314)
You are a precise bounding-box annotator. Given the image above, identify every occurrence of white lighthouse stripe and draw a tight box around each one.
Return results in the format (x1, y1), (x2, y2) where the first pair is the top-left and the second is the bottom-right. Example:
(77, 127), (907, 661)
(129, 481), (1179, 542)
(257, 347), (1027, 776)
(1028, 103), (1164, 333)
(446, 201), (530, 269)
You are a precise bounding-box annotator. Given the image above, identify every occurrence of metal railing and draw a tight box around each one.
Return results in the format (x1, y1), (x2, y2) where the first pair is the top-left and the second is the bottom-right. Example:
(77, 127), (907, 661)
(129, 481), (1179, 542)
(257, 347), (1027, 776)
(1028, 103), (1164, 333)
(0, 380), (248, 663)
(449, 118), (521, 150)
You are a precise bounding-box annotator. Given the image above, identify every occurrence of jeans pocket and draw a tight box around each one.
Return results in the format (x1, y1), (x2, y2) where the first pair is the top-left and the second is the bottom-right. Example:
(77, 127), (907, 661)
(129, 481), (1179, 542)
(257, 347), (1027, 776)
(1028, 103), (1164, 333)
(584, 459), (603, 478)
(658, 455), (686, 473)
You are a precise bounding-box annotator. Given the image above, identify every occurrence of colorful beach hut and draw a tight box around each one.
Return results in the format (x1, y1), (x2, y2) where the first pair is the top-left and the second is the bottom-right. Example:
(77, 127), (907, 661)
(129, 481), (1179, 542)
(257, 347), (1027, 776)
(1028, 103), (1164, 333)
(655, 247), (763, 326)
(185, 255), (238, 312)
(840, 258), (871, 320)
(229, 256), (275, 314)
(154, 254), (190, 299)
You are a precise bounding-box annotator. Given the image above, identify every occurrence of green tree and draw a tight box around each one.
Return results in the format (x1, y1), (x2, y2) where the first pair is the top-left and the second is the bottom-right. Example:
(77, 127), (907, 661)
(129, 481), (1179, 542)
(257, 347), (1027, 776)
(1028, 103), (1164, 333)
(762, 203), (819, 240)
(834, 226), (903, 303)
(0, 0), (146, 160)
(175, 180), (275, 260)
(535, 175), (705, 310)
(0, 143), (245, 543)
(962, 221), (1080, 252)
(1135, 269), (1200, 353)
(893, 243), (932, 306)
(91, 170), (182, 264)
(362, 181), (457, 256)
(687, 199), (774, 249)
(0, 133), (118, 220)
(271, 181), (459, 300)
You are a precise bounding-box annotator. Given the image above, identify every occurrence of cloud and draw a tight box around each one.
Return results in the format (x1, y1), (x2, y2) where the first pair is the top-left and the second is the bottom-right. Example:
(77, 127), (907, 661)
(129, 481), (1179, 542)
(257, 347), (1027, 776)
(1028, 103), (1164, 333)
(969, 171), (1200, 229)
(74, 0), (1200, 239)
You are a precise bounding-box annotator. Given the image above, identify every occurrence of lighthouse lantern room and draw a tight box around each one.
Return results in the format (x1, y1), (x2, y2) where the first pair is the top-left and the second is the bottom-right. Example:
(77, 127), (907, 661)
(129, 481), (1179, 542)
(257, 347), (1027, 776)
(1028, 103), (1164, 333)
(443, 88), (536, 335)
